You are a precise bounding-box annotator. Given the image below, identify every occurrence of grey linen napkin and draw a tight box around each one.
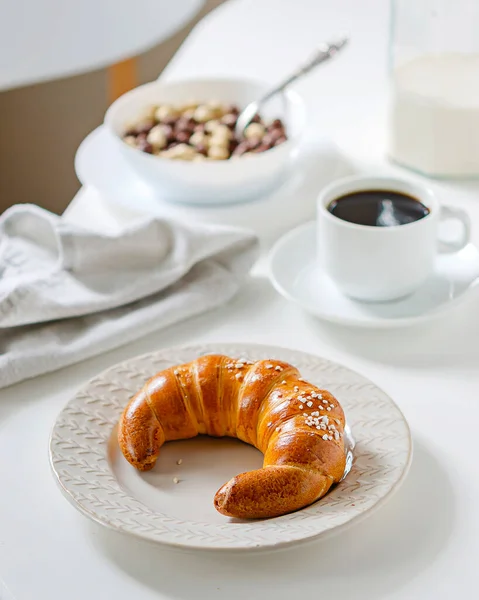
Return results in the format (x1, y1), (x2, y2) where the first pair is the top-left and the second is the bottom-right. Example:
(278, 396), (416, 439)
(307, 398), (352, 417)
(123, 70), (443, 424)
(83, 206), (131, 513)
(0, 204), (259, 388)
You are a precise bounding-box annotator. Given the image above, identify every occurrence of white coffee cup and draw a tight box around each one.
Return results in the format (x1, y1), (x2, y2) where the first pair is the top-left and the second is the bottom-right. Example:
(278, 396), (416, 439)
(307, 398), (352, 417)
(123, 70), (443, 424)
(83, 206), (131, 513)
(317, 175), (471, 302)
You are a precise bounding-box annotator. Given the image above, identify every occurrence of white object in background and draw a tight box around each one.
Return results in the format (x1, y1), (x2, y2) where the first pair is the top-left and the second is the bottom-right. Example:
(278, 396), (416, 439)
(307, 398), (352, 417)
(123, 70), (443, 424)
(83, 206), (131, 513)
(0, 0), (204, 90)
(389, 55), (479, 177)
(74, 125), (349, 245)
(104, 78), (305, 204)
(333, 116), (479, 211)
(268, 221), (479, 328)
(50, 343), (410, 551)
(317, 175), (471, 302)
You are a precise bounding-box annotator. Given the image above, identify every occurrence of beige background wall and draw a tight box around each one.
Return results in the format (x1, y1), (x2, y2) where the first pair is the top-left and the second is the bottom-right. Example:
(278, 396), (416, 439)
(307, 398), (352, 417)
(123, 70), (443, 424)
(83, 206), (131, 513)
(0, 0), (226, 215)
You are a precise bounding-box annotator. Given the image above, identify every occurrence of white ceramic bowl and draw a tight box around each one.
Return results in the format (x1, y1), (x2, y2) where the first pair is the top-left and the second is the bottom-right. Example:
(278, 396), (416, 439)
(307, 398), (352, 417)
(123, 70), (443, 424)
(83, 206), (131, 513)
(104, 77), (306, 205)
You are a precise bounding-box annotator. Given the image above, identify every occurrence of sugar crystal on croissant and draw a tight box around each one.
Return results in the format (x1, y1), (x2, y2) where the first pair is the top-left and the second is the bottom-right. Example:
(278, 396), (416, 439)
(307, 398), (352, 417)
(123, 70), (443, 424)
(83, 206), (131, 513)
(118, 354), (348, 519)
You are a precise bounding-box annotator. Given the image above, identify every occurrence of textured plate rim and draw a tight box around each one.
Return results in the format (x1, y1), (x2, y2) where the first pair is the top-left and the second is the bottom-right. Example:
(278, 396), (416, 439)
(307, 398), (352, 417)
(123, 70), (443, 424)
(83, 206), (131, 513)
(49, 342), (413, 551)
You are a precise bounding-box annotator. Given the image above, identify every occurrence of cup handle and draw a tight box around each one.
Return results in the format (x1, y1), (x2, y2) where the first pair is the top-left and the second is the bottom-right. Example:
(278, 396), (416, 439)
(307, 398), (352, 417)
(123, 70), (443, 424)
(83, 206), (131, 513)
(438, 205), (471, 254)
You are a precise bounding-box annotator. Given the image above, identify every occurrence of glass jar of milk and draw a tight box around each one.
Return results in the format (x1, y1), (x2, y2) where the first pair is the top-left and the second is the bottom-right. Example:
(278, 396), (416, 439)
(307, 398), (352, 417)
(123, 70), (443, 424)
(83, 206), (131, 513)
(388, 0), (479, 178)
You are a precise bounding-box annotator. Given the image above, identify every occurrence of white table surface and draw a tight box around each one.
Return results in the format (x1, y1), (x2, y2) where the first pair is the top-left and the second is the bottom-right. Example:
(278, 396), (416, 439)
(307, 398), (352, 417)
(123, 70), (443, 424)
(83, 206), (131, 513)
(2, 0), (479, 598)
(0, 0), (203, 90)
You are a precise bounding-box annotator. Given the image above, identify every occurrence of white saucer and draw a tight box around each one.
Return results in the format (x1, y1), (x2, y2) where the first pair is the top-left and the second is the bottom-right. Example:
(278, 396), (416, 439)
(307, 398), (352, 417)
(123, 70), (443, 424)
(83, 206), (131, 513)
(74, 125), (351, 244)
(268, 222), (479, 328)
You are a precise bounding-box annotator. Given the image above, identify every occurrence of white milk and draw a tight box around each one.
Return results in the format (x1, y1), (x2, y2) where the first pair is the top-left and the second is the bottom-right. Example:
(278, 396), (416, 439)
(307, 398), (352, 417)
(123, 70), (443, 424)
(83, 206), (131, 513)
(388, 54), (479, 177)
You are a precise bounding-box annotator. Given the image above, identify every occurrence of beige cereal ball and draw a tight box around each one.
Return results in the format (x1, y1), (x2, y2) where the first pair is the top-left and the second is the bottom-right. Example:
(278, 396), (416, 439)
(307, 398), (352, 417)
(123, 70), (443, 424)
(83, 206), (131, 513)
(206, 100), (226, 117)
(155, 104), (179, 122)
(211, 124), (233, 141)
(208, 144), (230, 160)
(193, 154), (208, 162)
(175, 144), (198, 160)
(179, 101), (199, 113)
(139, 105), (157, 120)
(181, 108), (196, 120)
(194, 105), (218, 123)
(123, 135), (137, 147)
(209, 133), (230, 150)
(244, 122), (266, 139)
(189, 131), (210, 148)
(204, 119), (221, 133)
(207, 100), (223, 110)
(161, 143), (197, 161)
(146, 125), (168, 149)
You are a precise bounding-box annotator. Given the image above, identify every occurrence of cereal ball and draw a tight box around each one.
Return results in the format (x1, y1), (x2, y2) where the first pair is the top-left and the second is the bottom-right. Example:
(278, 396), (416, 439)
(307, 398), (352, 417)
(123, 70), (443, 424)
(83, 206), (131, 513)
(179, 101), (199, 113)
(246, 137), (262, 150)
(207, 100), (224, 111)
(221, 113), (238, 128)
(176, 131), (191, 144)
(182, 108), (196, 120)
(267, 122), (286, 140)
(194, 105), (218, 123)
(244, 122), (266, 139)
(137, 137), (153, 154)
(262, 129), (282, 146)
(206, 101), (226, 118)
(196, 143), (208, 156)
(252, 144), (270, 153)
(155, 104), (179, 122)
(193, 154), (208, 162)
(159, 115), (178, 126)
(127, 118), (155, 136)
(175, 116), (196, 134)
(232, 141), (249, 157)
(146, 125), (168, 149)
(209, 135), (230, 152)
(123, 135), (137, 147)
(229, 139), (239, 154)
(133, 106), (156, 123)
(161, 143), (197, 161)
(160, 124), (175, 142)
(210, 124), (233, 142)
(189, 131), (210, 149)
(223, 104), (240, 116)
(208, 144), (230, 160)
(270, 119), (284, 129)
(204, 119), (221, 133)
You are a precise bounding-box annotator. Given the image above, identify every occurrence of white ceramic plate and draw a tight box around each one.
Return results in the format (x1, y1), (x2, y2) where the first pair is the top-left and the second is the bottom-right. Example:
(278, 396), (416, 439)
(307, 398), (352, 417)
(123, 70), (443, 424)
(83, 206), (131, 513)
(50, 343), (412, 551)
(269, 222), (479, 329)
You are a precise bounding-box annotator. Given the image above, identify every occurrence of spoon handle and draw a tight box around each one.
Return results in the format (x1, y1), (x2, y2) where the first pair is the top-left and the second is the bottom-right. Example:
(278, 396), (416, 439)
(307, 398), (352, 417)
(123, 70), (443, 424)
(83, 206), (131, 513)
(235, 36), (349, 139)
(259, 36), (349, 104)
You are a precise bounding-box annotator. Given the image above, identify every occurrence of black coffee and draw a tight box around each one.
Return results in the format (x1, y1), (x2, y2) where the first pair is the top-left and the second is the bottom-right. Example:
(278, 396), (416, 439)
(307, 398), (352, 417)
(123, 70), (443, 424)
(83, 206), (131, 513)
(327, 190), (430, 227)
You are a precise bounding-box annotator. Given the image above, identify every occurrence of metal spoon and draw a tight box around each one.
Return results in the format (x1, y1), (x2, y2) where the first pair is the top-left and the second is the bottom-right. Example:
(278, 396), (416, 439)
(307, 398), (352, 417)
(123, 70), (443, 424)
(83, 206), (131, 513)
(235, 35), (349, 139)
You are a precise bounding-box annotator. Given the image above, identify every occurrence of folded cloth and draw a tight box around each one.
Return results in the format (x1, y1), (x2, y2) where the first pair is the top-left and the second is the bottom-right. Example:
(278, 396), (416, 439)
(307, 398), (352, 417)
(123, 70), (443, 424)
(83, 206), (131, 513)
(0, 204), (259, 389)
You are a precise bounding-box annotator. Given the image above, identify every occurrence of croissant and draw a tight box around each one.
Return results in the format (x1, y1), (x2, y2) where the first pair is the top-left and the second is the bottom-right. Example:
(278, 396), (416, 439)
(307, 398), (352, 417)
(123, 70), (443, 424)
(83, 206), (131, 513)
(118, 354), (348, 519)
